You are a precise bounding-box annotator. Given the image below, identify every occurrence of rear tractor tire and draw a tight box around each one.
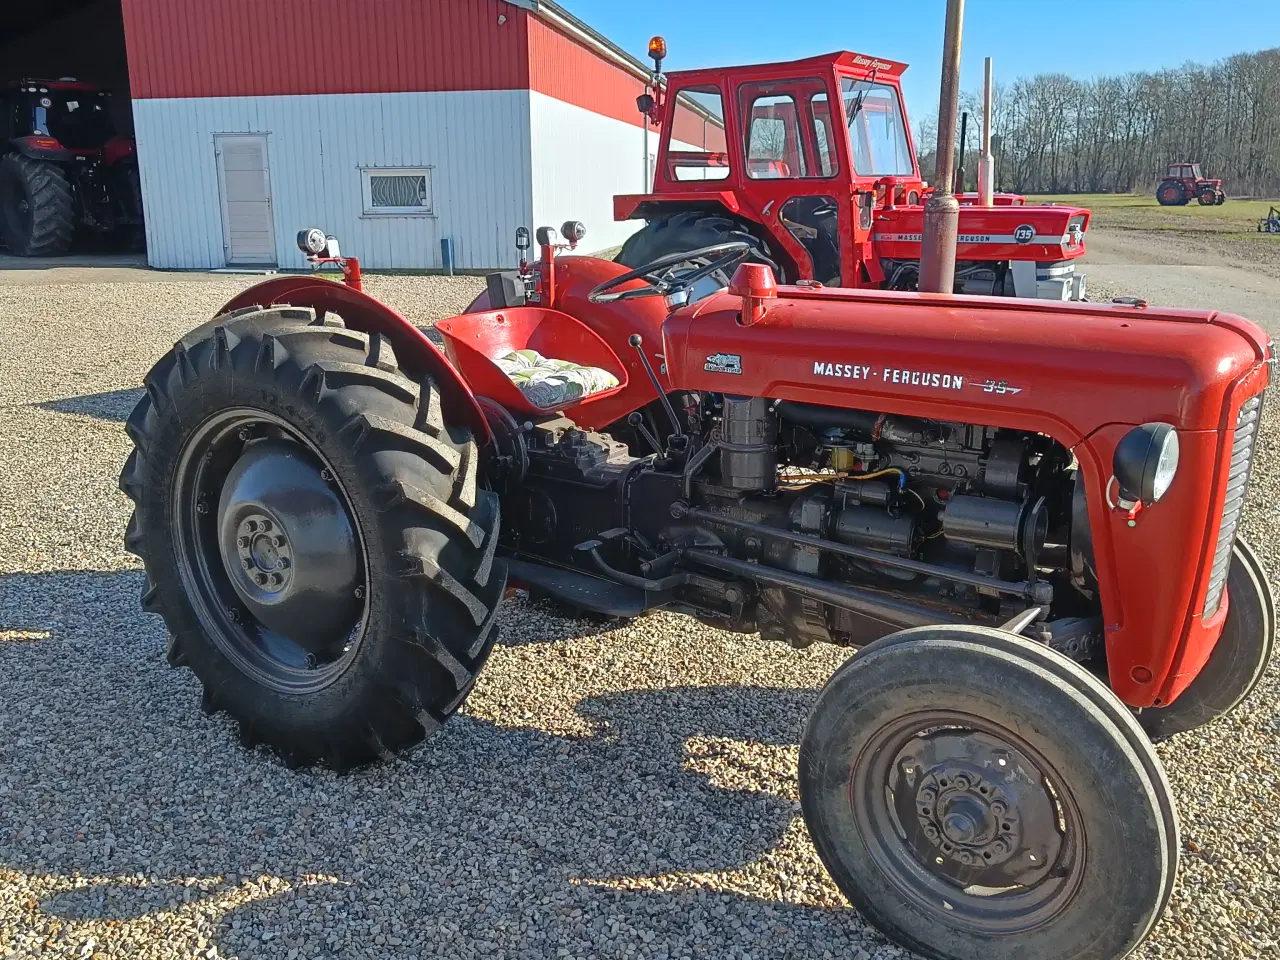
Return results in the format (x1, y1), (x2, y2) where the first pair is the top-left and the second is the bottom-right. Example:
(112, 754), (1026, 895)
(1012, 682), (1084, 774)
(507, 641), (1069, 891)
(0, 153), (74, 256)
(1156, 182), (1184, 206)
(617, 210), (779, 301)
(800, 626), (1178, 960)
(1138, 538), (1274, 741)
(120, 305), (505, 769)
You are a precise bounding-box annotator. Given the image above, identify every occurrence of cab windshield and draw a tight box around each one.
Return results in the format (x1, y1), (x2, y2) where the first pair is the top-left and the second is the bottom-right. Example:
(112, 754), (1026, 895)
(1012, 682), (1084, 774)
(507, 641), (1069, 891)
(841, 78), (913, 177)
(35, 91), (115, 151)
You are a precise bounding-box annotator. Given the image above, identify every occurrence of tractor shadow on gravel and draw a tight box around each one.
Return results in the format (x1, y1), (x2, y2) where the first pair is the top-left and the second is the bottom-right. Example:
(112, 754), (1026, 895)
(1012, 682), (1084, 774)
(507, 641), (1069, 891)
(0, 569), (873, 957)
(37, 387), (144, 423)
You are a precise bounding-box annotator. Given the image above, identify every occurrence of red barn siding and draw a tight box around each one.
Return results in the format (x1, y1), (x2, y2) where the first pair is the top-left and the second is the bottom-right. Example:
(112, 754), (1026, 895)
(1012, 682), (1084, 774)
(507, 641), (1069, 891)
(121, 0), (531, 99)
(527, 15), (722, 147)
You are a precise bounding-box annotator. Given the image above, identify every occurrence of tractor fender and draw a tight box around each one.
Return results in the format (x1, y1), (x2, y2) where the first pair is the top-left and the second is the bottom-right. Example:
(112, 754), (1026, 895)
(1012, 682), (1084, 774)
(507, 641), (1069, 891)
(218, 277), (492, 445)
(7, 135), (73, 162)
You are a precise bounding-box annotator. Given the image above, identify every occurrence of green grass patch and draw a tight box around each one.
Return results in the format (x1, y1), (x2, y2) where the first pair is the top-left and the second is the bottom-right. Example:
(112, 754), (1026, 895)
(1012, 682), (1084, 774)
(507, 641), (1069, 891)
(1027, 193), (1280, 236)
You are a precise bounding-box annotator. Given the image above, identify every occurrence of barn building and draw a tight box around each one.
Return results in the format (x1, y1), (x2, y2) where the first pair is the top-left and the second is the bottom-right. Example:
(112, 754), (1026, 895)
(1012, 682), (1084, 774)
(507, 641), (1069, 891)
(2, 0), (718, 270)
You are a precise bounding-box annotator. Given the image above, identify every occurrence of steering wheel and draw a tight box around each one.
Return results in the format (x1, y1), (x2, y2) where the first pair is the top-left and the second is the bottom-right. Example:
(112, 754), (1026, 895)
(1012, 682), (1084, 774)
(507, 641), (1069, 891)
(588, 241), (753, 303)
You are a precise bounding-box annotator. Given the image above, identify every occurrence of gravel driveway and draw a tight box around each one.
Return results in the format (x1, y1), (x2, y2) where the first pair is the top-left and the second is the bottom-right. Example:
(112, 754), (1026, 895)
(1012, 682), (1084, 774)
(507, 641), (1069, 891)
(1, 266), (1277, 959)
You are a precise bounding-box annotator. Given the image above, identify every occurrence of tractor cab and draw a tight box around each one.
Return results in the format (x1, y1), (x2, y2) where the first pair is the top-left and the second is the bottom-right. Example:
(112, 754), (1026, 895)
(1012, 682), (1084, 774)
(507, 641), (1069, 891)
(3, 80), (125, 156)
(616, 45), (1090, 300)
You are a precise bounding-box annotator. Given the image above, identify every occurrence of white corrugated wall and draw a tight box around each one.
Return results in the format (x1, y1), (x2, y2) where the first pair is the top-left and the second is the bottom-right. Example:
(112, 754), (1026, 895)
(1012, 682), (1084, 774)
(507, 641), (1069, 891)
(133, 90), (534, 271)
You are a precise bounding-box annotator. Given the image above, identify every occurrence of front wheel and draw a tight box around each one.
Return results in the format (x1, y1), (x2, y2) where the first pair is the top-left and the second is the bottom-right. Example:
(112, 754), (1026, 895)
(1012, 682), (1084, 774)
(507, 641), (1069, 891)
(800, 626), (1178, 960)
(1198, 188), (1217, 206)
(120, 305), (505, 769)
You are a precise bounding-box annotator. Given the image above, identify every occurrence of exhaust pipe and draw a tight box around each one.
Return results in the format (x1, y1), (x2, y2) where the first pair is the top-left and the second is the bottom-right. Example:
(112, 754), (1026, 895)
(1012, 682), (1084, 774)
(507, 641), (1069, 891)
(978, 57), (995, 206)
(918, 0), (965, 294)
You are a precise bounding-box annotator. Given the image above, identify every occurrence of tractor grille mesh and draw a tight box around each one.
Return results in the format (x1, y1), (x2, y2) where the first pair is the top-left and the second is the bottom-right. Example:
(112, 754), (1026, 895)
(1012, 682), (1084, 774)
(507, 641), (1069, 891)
(1203, 394), (1264, 617)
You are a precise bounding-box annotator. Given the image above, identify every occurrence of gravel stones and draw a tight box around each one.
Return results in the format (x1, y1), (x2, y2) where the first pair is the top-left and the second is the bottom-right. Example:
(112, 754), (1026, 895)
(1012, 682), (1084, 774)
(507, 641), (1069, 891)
(0, 269), (1276, 959)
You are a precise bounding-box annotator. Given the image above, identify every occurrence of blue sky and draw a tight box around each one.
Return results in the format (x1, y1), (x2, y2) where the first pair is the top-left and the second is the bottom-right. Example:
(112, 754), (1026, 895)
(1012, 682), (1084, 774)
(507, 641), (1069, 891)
(557, 0), (1279, 124)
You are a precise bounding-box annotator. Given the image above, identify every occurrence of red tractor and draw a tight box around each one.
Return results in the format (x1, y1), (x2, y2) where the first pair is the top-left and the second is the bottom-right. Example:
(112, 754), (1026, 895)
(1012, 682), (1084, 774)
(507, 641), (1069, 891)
(614, 44), (1089, 301)
(1156, 162), (1225, 206)
(0, 79), (144, 256)
(121, 218), (1273, 960)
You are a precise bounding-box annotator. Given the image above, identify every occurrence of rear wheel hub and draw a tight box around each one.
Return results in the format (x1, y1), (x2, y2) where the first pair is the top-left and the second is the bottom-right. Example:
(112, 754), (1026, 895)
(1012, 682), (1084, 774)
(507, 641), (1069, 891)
(216, 438), (362, 651)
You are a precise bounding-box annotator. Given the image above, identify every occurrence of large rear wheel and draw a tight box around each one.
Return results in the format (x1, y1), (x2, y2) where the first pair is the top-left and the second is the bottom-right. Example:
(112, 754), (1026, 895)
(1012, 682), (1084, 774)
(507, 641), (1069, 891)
(1139, 539), (1274, 741)
(800, 626), (1178, 960)
(617, 211), (777, 301)
(1155, 181), (1184, 206)
(120, 305), (505, 769)
(0, 153), (74, 256)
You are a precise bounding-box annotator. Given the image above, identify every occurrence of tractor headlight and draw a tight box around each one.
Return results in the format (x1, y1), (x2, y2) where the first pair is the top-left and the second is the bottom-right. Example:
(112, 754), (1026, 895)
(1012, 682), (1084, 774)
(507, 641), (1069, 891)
(1114, 422), (1179, 504)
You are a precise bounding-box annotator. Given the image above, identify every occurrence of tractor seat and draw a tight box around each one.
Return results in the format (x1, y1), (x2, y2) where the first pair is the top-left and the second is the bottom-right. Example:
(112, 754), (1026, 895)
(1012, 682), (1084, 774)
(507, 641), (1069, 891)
(493, 349), (618, 411)
(747, 159), (792, 179)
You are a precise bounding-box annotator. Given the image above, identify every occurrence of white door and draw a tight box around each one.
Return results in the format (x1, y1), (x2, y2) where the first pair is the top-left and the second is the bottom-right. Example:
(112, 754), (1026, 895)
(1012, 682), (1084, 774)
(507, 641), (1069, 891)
(215, 134), (276, 265)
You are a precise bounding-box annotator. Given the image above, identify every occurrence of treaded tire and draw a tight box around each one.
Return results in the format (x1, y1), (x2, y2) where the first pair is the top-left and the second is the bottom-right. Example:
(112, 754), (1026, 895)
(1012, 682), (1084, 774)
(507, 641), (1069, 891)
(1198, 188), (1217, 206)
(617, 211), (779, 292)
(1155, 182), (1183, 206)
(800, 626), (1179, 960)
(120, 305), (505, 770)
(1138, 539), (1275, 741)
(0, 153), (74, 256)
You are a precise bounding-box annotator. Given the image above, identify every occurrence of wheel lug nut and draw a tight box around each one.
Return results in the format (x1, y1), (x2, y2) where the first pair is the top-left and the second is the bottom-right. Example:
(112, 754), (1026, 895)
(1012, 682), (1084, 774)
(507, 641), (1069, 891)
(270, 573), (283, 586)
(354, 585), (365, 599)
(278, 557), (290, 569)
(240, 559), (251, 570)
(196, 502), (209, 515)
(226, 607), (240, 623)
(990, 801), (1007, 816)
(273, 535), (286, 547)
(238, 428), (251, 441)
(246, 520), (258, 533)
(260, 519), (272, 532)
(237, 536), (249, 548)
(320, 468), (334, 482)
(255, 573), (268, 585)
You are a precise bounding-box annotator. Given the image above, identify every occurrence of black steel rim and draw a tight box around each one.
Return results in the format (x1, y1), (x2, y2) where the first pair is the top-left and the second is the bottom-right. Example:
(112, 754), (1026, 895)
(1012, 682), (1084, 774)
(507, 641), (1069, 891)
(171, 408), (369, 694)
(851, 710), (1086, 935)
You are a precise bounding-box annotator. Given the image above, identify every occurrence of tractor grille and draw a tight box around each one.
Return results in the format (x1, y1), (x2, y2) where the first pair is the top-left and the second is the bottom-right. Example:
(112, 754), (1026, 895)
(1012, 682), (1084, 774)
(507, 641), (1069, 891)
(1203, 394), (1264, 616)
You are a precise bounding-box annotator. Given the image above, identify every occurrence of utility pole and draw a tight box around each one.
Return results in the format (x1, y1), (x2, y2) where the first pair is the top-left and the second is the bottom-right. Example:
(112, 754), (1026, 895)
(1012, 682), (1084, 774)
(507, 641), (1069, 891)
(919, 0), (964, 294)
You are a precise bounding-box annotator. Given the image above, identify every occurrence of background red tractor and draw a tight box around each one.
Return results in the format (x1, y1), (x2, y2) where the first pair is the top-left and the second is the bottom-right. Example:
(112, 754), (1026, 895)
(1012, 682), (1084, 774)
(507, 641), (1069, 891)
(0, 79), (144, 256)
(615, 45), (1089, 301)
(1155, 162), (1225, 206)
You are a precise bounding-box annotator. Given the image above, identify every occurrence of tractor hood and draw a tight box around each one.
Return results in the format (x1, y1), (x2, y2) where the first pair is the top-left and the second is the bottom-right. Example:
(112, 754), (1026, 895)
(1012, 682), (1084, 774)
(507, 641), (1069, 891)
(664, 285), (1269, 445)
(874, 203), (1091, 263)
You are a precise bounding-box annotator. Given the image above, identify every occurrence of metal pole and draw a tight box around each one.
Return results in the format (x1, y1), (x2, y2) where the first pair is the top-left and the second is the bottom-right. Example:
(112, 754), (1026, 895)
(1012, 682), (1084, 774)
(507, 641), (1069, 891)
(978, 56), (994, 205)
(918, 0), (964, 294)
(955, 110), (968, 193)
(643, 120), (651, 190)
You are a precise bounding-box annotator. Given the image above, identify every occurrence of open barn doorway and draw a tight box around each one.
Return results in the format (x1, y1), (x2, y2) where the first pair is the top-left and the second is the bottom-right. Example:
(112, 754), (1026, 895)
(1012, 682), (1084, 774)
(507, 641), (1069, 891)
(0, 0), (145, 260)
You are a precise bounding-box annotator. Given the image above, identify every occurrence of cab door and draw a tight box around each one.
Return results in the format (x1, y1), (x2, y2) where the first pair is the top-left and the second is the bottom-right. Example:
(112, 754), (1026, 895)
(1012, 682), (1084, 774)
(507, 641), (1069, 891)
(736, 77), (848, 285)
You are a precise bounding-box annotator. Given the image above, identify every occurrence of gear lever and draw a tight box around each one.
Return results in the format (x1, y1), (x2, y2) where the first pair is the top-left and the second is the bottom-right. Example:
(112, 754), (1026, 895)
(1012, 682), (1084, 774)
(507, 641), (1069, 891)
(628, 334), (683, 440)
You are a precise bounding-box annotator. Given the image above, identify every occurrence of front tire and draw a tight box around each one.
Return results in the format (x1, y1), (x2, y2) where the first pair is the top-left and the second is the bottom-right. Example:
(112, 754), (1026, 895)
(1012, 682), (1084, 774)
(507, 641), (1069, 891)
(1139, 539), (1274, 741)
(0, 153), (74, 256)
(800, 626), (1178, 960)
(120, 305), (505, 769)
(1198, 188), (1217, 206)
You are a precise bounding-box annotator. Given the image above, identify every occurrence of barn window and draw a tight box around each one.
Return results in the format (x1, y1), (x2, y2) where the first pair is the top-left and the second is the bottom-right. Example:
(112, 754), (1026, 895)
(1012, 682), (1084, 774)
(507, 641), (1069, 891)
(360, 167), (434, 216)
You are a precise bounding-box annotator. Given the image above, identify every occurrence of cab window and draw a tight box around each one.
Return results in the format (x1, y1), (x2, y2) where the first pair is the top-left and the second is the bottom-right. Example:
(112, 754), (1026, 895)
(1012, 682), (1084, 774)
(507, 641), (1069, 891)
(842, 78), (913, 177)
(739, 79), (835, 180)
(665, 84), (730, 182)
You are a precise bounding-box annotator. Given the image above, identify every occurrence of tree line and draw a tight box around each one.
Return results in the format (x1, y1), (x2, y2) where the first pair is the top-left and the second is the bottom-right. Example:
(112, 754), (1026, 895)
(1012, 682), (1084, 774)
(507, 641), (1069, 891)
(915, 46), (1280, 196)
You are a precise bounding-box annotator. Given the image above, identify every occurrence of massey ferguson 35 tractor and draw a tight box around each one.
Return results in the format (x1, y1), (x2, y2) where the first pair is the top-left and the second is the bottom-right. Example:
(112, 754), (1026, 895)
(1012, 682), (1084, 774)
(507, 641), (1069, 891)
(614, 44), (1089, 301)
(0, 79), (143, 256)
(122, 219), (1274, 960)
(1156, 162), (1226, 206)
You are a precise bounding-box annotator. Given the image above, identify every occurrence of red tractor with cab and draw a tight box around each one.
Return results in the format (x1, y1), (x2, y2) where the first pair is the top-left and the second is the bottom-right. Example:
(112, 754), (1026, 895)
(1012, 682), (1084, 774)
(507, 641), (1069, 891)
(1156, 162), (1225, 206)
(0, 79), (144, 256)
(122, 215), (1272, 960)
(614, 44), (1089, 302)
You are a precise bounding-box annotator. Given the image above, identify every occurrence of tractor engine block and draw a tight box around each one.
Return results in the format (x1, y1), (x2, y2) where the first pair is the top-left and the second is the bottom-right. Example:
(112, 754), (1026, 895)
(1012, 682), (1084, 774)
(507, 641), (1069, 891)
(500, 396), (1086, 653)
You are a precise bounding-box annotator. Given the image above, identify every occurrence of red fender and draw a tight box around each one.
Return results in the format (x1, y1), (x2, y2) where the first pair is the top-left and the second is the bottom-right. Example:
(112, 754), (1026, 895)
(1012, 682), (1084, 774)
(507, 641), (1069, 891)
(218, 277), (491, 444)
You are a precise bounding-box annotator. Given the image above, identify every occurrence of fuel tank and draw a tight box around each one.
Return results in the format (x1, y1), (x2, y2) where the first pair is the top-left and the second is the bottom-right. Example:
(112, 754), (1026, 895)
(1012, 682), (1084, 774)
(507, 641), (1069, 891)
(664, 284), (1266, 440)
